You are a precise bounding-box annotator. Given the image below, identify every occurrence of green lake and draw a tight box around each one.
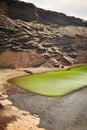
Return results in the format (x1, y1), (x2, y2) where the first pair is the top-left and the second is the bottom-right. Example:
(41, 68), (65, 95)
(8, 65), (87, 98)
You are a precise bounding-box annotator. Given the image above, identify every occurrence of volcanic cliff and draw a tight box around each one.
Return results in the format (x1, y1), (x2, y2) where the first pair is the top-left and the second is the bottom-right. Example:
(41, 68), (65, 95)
(0, 0), (87, 68)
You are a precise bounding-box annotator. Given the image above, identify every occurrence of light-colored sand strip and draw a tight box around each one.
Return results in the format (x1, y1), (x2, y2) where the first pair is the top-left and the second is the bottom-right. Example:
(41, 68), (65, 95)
(0, 68), (50, 130)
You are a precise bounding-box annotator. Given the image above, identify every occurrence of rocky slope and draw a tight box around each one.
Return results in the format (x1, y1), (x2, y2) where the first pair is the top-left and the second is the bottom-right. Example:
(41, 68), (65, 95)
(0, 0), (87, 68)
(1, 0), (87, 27)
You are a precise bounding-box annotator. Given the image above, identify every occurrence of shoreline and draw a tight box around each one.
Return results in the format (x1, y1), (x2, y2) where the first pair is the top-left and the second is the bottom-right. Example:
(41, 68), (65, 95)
(0, 66), (60, 130)
(0, 64), (87, 130)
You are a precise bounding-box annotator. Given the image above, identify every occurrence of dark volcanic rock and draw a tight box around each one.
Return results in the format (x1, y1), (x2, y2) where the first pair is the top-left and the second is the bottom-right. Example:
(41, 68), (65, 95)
(0, 0), (87, 68)
(0, 15), (87, 68)
(0, 0), (87, 27)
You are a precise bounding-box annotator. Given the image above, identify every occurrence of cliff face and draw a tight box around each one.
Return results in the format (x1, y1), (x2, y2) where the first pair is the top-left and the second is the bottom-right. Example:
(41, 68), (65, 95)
(0, 0), (87, 68)
(1, 0), (87, 26)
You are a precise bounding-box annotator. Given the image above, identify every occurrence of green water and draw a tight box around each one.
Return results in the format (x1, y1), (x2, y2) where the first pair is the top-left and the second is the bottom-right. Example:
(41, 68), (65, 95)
(8, 65), (87, 97)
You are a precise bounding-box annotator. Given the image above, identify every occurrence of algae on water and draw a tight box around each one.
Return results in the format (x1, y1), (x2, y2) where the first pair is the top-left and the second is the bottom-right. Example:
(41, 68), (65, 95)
(8, 65), (87, 98)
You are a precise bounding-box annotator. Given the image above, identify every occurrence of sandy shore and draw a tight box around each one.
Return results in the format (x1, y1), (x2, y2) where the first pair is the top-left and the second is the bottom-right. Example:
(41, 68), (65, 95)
(0, 67), (58, 130)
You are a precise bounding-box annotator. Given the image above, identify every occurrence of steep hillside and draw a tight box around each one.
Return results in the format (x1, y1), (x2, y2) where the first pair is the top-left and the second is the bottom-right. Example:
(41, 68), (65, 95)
(0, 0), (87, 26)
(0, 0), (87, 68)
